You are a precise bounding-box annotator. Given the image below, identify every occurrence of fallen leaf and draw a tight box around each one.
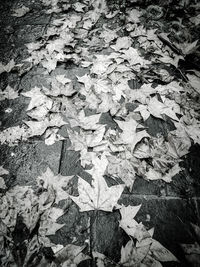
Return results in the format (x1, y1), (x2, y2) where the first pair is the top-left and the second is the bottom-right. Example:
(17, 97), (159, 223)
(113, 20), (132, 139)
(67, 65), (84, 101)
(121, 47), (150, 67)
(22, 86), (53, 112)
(0, 125), (29, 145)
(187, 74), (200, 94)
(114, 117), (150, 151)
(0, 85), (19, 101)
(24, 113), (67, 136)
(91, 54), (113, 75)
(135, 96), (179, 121)
(0, 59), (15, 74)
(107, 156), (136, 191)
(119, 204), (150, 242)
(0, 166), (8, 189)
(150, 239), (178, 262)
(69, 110), (101, 130)
(71, 154), (124, 212)
(145, 163), (181, 183)
(111, 37), (132, 51)
(45, 128), (65, 145)
(12, 5), (30, 17)
(120, 239), (150, 266)
(127, 8), (142, 23)
(190, 14), (200, 25)
(40, 207), (65, 236)
(37, 167), (73, 203)
(51, 244), (90, 267)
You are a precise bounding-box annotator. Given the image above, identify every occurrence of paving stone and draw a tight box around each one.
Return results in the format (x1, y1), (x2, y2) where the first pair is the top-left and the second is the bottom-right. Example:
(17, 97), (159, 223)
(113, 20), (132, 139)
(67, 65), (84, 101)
(90, 210), (127, 263)
(0, 98), (29, 129)
(50, 201), (90, 247)
(0, 140), (62, 187)
(13, 24), (46, 44)
(19, 67), (51, 91)
(131, 175), (167, 196)
(59, 139), (92, 183)
(166, 144), (200, 197)
(13, 10), (51, 26)
(119, 194), (199, 266)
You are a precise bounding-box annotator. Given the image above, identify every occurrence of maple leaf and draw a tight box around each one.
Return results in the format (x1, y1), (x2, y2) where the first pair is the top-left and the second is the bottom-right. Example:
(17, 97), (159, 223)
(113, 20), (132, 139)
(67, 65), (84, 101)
(43, 79), (76, 97)
(73, 2), (86, 12)
(0, 125), (29, 146)
(70, 154), (124, 212)
(70, 175), (124, 212)
(77, 73), (94, 92)
(156, 81), (185, 95)
(190, 14), (200, 25)
(114, 117), (150, 151)
(122, 47), (150, 67)
(0, 85), (19, 101)
(176, 40), (199, 55)
(41, 55), (58, 72)
(69, 110), (101, 130)
(94, 78), (113, 95)
(111, 37), (132, 51)
(0, 59), (15, 74)
(86, 125), (106, 147)
(146, 162), (181, 183)
(149, 239), (178, 262)
(56, 74), (71, 85)
(52, 244), (90, 267)
(100, 27), (118, 44)
(91, 54), (113, 76)
(135, 96), (179, 121)
(68, 125), (106, 151)
(24, 113), (67, 136)
(12, 5), (30, 17)
(119, 205), (178, 265)
(119, 204), (150, 242)
(187, 74), (200, 94)
(112, 81), (129, 101)
(120, 239), (151, 266)
(22, 86), (53, 112)
(107, 156), (136, 191)
(0, 166), (8, 189)
(45, 128), (65, 145)
(156, 53), (183, 68)
(127, 8), (142, 23)
(37, 167), (73, 203)
(40, 207), (65, 236)
(98, 92), (121, 115)
(127, 83), (156, 104)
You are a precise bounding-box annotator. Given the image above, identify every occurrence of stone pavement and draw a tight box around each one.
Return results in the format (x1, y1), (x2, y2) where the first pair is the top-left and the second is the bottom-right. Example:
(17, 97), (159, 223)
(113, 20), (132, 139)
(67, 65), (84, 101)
(0, 0), (200, 266)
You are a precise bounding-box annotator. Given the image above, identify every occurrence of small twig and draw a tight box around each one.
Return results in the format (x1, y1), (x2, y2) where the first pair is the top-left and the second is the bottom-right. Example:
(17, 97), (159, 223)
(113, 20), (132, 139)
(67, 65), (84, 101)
(158, 34), (184, 56)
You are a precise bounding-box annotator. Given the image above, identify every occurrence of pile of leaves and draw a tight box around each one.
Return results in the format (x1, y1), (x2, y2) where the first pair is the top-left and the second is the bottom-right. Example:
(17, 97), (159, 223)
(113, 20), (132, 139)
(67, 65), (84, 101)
(0, 0), (200, 266)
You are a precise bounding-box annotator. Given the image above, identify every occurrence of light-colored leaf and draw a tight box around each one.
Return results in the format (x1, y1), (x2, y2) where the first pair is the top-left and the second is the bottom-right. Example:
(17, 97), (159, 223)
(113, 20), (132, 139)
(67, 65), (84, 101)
(119, 204), (150, 242)
(0, 125), (29, 145)
(111, 37), (132, 51)
(12, 5), (30, 17)
(0, 59), (15, 74)
(115, 117), (150, 151)
(71, 154), (124, 212)
(22, 86), (53, 112)
(150, 239), (178, 262)
(0, 85), (19, 101)
(37, 167), (73, 203)
(51, 244), (90, 267)
(120, 239), (150, 266)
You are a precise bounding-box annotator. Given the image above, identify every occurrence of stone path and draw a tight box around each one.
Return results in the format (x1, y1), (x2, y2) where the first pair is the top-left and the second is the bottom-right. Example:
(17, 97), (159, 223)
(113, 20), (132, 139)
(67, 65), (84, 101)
(0, 0), (200, 266)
